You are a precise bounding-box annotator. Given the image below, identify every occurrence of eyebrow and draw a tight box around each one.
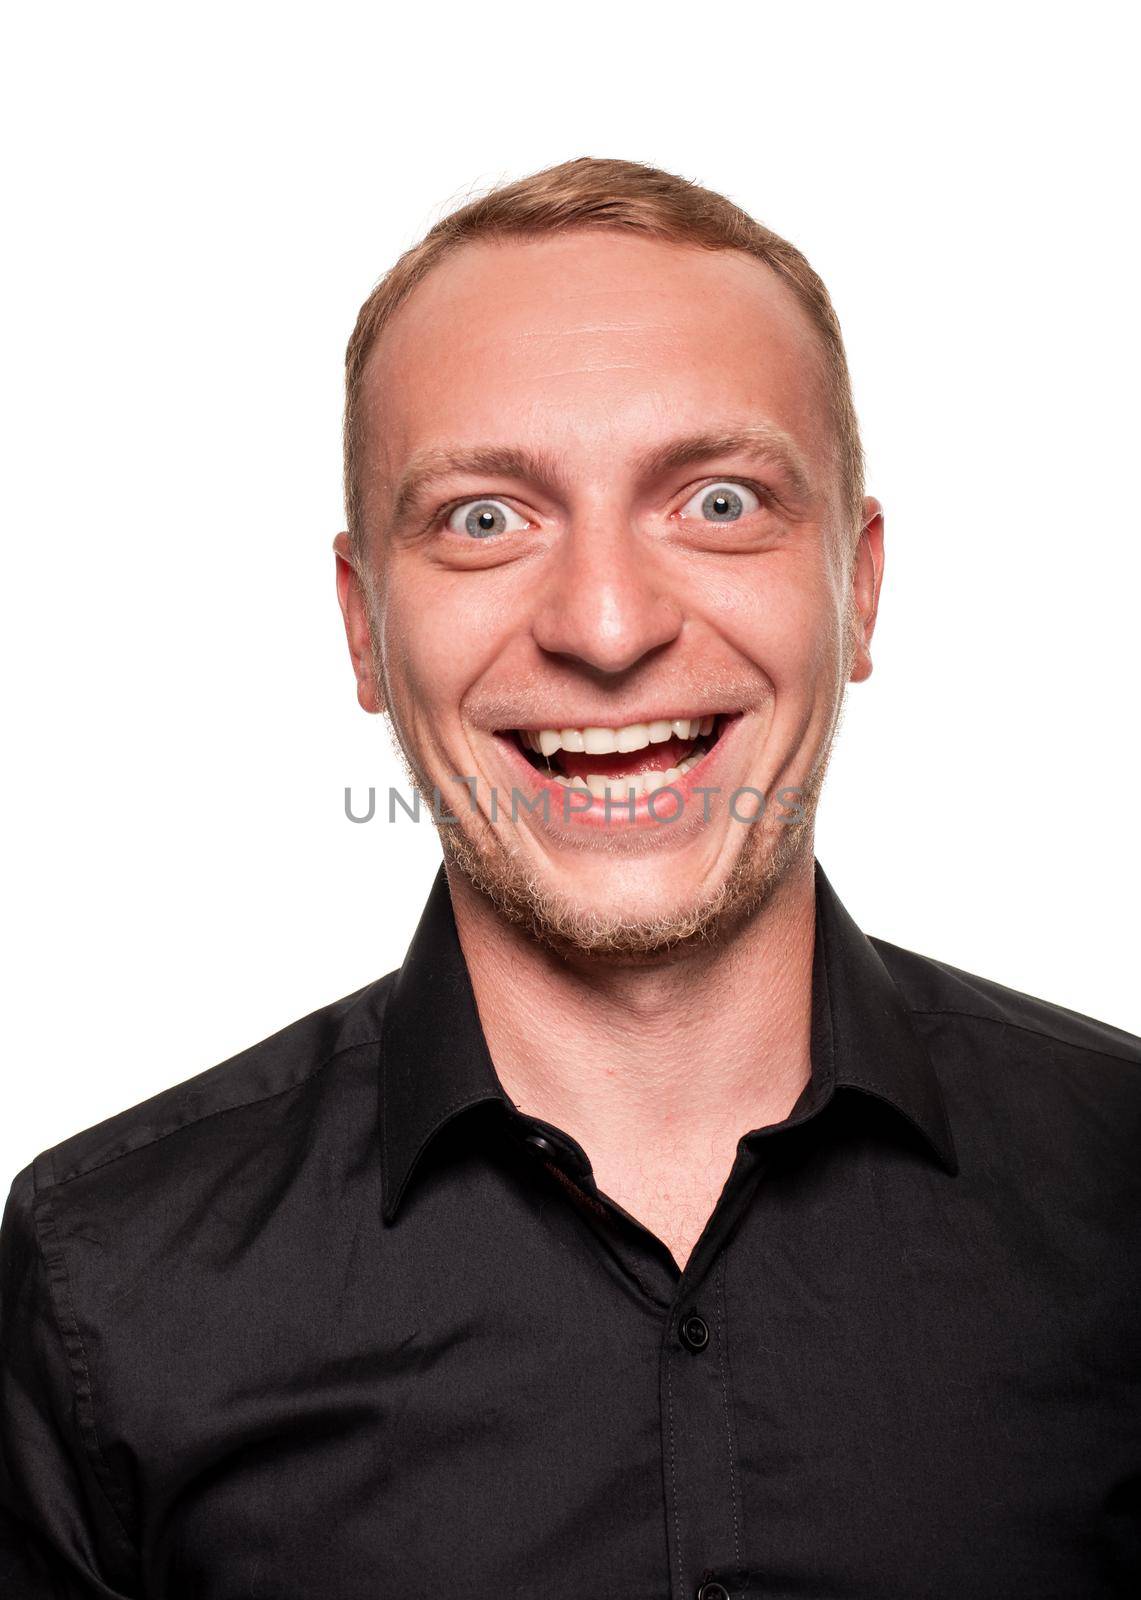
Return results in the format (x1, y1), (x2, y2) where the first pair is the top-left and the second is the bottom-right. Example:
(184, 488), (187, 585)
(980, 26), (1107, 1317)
(389, 423), (814, 525)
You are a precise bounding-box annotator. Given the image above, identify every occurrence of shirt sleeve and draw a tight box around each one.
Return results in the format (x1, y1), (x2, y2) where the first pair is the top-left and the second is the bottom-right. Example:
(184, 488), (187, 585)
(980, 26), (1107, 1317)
(0, 1162), (138, 1598)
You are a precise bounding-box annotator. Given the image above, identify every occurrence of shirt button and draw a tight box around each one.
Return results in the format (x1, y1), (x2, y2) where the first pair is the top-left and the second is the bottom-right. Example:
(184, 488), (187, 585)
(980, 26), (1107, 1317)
(679, 1312), (710, 1353)
(525, 1134), (558, 1157)
(696, 1583), (730, 1600)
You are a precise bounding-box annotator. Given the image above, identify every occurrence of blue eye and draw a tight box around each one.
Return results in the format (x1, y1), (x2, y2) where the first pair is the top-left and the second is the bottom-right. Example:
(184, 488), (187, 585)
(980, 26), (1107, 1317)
(680, 482), (761, 523)
(446, 499), (530, 539)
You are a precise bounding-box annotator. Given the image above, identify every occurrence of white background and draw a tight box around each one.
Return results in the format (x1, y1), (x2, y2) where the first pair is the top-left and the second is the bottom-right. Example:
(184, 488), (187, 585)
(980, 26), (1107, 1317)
(3, 2), (1138, 1187)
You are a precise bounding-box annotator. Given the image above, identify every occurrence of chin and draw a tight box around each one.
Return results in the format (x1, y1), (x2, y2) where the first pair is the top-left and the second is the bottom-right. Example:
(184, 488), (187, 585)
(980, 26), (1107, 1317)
(442, 808), (812, 965)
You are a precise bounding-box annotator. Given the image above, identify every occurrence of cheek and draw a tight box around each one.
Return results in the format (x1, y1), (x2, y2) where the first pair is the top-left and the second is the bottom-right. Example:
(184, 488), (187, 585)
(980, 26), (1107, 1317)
(697, 555), (844, 689)
(381, 566), (509, 724)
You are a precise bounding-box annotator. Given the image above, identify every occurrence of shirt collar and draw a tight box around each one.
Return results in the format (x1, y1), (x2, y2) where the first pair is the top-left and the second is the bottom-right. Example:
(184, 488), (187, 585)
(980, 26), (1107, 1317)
(379, 859), (957, 1220)
(810, 861), (958, 1175)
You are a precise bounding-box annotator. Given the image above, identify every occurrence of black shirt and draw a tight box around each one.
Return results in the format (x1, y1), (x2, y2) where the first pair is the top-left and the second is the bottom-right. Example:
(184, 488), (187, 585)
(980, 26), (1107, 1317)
(1, 860), (1139, 1599)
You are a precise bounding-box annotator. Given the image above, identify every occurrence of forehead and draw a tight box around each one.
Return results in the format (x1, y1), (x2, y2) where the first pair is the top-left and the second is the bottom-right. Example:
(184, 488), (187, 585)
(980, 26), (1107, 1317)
(360, 231), (834, 491)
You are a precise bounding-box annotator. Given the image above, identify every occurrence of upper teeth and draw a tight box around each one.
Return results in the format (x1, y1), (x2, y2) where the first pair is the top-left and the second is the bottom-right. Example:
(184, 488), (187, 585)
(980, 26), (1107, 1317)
(520, 716), (715, 757)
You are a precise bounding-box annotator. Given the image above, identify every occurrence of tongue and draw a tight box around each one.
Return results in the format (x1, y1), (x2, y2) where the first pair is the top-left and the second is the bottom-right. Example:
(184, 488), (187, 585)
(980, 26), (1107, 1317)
(555, 734), (696, 782)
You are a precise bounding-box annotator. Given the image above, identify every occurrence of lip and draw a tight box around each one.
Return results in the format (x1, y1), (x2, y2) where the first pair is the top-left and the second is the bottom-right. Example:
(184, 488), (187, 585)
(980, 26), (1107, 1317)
(489, 712), (747, 829)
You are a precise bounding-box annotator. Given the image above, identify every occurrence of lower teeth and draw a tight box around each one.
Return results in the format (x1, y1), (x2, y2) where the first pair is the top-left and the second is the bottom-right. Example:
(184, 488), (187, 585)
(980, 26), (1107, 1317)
(550, 750), (703, 798)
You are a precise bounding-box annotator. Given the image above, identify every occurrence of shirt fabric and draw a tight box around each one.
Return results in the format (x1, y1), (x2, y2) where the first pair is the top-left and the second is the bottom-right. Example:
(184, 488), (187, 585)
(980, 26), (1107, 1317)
(1, 859), (1139, 1599)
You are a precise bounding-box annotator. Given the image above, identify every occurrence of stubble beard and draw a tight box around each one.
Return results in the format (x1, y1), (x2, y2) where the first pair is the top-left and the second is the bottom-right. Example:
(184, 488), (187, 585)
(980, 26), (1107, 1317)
(438, 788), (819, 966)
(382, 705), (836, 966)
(369, 600), (853, 967)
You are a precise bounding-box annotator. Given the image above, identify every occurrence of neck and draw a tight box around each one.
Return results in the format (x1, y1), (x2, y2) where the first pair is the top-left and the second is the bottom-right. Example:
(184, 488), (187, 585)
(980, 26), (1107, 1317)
(445, 851), (818, 1171)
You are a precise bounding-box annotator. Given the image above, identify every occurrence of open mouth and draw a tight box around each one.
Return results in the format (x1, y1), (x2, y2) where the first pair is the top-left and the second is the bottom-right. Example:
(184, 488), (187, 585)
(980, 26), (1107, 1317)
(501, 714), (734, 800)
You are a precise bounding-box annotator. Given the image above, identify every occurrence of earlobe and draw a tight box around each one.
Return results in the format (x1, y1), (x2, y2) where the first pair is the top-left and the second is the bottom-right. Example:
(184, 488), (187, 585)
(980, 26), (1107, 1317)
(848, 497), (884, 685)
(333, 532), (387, 716)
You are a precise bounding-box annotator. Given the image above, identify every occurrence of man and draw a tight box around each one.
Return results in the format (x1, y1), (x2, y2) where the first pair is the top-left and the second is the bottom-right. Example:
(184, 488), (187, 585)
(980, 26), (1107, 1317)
(1, 156), (1138, 1599)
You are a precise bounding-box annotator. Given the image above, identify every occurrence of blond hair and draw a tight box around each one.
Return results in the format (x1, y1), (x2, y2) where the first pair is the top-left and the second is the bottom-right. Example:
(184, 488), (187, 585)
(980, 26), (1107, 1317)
(344, 156), (864, 559)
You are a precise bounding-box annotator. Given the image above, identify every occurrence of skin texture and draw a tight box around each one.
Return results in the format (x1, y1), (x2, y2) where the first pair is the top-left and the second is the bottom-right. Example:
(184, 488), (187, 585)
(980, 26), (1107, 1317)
(335, 230), (883, 1265)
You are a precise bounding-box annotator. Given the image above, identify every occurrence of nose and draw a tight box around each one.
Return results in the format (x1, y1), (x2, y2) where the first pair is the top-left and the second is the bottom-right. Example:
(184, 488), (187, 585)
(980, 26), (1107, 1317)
(529, 513), (684, 675)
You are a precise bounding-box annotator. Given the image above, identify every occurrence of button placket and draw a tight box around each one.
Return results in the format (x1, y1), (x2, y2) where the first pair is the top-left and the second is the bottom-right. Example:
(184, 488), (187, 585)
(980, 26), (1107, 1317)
(514, 1123), (680, 1305)
(661, 1262), (744, 1598)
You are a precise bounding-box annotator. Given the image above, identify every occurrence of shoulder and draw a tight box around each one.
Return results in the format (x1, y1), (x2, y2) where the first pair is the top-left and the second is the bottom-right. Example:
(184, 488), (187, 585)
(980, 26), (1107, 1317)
(870, 935), (1141, 1152)
(0, 973), (400, 1522)
(12, 972), (398, 1210)
(871, 935), (1140, 1066)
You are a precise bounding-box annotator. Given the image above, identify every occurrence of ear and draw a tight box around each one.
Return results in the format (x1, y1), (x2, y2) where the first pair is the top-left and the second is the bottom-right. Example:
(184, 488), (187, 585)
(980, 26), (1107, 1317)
(333, 532), (386, 714)
(847, 497), (884, 684)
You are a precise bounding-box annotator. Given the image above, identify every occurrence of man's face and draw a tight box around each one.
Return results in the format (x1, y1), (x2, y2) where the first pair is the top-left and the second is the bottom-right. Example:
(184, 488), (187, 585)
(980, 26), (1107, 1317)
(337, 231), (881, 960)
